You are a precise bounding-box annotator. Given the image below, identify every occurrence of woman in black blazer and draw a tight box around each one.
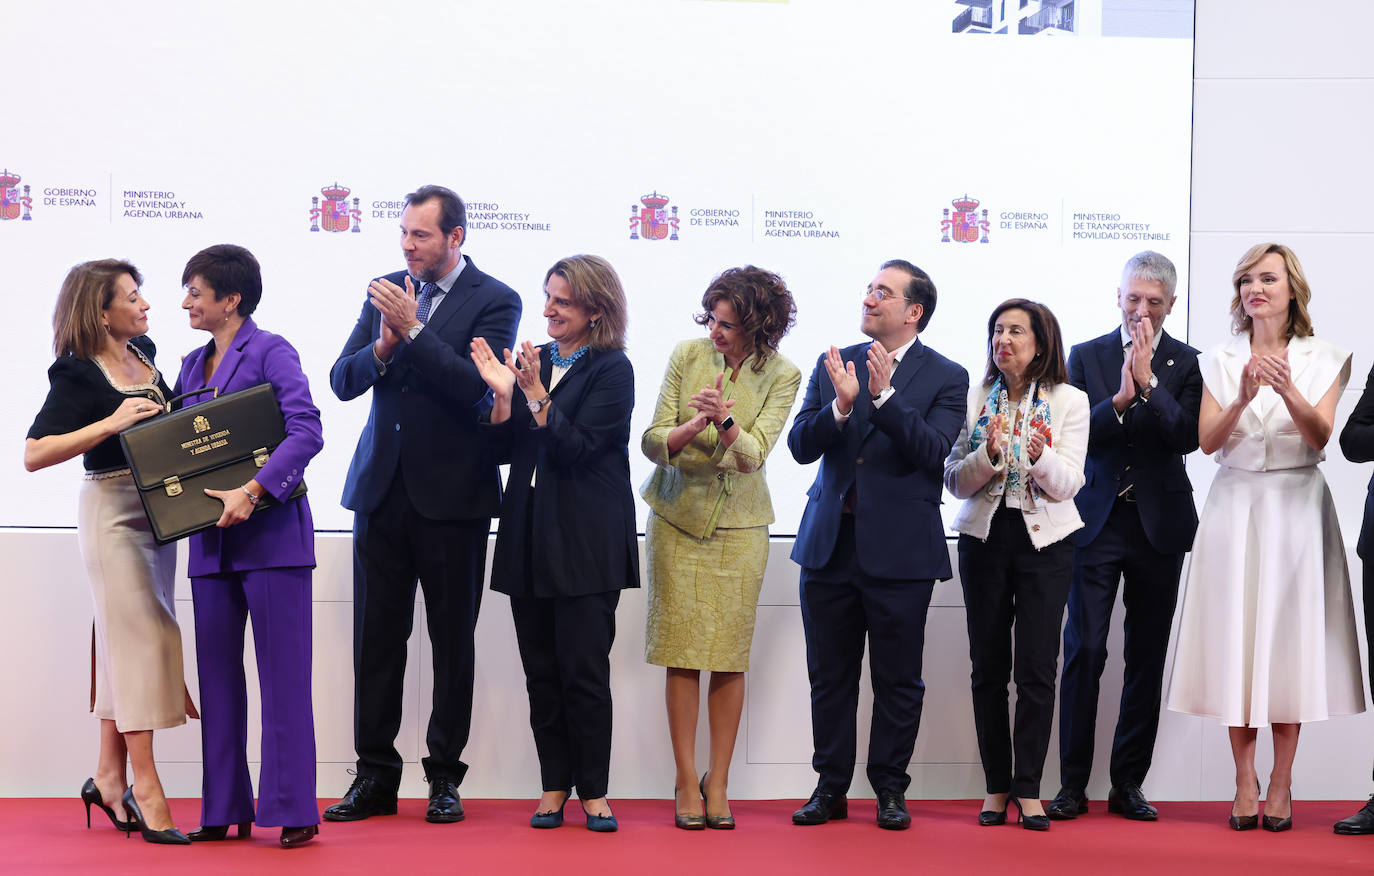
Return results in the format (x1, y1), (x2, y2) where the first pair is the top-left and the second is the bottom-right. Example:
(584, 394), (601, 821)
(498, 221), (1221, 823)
(471, 254), (638, 832)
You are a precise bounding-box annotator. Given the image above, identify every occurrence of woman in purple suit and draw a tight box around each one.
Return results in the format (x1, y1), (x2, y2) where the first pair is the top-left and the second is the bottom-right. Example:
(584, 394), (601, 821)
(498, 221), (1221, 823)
(174, 244), (324, 849)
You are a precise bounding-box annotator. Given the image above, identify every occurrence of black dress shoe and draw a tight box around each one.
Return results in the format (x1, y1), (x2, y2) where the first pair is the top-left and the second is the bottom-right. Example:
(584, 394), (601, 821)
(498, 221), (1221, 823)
(187, 821), (252, 841)
(1334, 796), (1374, 835)
(792, 790), (848, 825)
(1107, 783), (1158, 821)
(1047, 786), (1088, 820)
(425, 776), (465, 823)
(875, 789), (911, 830)
(322, 774), (399, 822)
(280, 825), (318, 848)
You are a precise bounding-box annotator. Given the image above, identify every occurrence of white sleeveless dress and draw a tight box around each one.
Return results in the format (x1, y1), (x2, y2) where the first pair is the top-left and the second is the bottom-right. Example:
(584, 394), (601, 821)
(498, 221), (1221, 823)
(1166, 333), (1366, 726)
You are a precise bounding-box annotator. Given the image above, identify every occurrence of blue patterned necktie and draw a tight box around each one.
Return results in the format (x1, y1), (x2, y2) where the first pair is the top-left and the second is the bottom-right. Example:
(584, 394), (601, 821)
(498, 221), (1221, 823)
(416, 282), (437, 324)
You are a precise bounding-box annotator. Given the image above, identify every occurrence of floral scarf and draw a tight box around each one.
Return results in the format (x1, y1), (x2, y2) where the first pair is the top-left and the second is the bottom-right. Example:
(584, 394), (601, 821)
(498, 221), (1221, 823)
(968, 375), (1053, 509)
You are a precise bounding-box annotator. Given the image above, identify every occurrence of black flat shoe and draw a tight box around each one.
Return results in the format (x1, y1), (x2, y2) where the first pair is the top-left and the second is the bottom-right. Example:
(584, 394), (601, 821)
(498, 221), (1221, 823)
(792, 789), (847, 825)
(187, 822), (252, 841)
(582, 802), (618, 833)
(1011, 797), (1050, 831)
(81, 778), (131, 831)
(1047, 786), (1088, 821)
(280, 825), (318, 848)
(122, 787), (190, 845)
(531, 792), (568, 829)
(1334, 796), (1374, 835)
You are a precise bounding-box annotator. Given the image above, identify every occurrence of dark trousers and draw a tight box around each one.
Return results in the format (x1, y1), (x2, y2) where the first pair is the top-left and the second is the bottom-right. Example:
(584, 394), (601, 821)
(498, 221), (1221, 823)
(800, 515), (935, 796)
(1058, 499), (1183, 790)
(510, 591), (619, 799)
(958, 503), (1074, 799)
(352, 473), (488, 786)
(1366, 563), (1374, 783)
(192, 567), (318, 828)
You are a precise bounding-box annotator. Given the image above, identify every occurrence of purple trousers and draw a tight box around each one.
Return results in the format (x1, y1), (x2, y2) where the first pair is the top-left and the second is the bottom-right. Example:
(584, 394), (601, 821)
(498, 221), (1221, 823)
(192, 567), (319, 828)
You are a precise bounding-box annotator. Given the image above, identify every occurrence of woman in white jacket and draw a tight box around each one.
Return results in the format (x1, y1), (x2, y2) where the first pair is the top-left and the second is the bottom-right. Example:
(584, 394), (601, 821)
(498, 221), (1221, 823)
(944, 298), (1088, 831)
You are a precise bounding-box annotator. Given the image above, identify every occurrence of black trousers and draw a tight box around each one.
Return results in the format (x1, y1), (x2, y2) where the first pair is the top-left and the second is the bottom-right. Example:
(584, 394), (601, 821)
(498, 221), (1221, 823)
(1058, 498), (1183, 790)
(510, 591), (619, 799)
(958, 502), (1074, 799)
(352, 473), (488, 786)
(1366, 563), (1374, 783)
(800, 515), (935, 796)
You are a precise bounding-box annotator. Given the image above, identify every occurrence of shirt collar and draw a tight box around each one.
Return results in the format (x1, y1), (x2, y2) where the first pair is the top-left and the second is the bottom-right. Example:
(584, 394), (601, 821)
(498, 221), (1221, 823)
(889, 333), (919, 365)
(413, 255), (467, 295)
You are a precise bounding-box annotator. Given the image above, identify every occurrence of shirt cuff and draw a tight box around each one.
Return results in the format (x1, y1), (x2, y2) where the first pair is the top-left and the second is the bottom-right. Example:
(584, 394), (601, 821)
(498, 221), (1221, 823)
(372, 348), (390, 375)
(831, 398), (851, 424)
(872, 386), (895, 409)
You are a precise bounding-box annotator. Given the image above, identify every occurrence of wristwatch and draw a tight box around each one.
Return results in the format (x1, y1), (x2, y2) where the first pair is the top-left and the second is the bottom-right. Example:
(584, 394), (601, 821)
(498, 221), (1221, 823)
(1139, 374), (1158, 401)
(718, 415), (735, 432)
(527, 395), (551, 414)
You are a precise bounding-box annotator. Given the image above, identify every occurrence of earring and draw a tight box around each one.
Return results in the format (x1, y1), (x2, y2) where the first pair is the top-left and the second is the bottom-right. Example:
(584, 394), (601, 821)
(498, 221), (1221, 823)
(589, 319), (599, 328)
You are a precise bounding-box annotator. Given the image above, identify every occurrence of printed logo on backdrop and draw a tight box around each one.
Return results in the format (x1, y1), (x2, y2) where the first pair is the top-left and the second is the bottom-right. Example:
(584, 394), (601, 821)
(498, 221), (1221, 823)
(630, 191), (679, 241)
(1071, 211), (1172, 243)
(122, 189), (203, 220)
(467, 201), (552, 232)
(0, 169), (34, 221)
(310, 183), (362, 233)
(941, 195), (989, 244)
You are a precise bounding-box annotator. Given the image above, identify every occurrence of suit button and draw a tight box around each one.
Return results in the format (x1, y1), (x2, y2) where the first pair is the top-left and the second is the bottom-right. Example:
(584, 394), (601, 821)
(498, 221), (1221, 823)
(395, 423), (401, 431)
(401, 386), (408, 393)
(1032, 524), (1041, 532)
(856, 457), (864, 465)
(717, 472), (725, 480)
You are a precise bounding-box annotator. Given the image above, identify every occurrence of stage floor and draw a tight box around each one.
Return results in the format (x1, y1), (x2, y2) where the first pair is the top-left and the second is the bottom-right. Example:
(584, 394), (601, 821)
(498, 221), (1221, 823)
(14, 797), (1374, 874)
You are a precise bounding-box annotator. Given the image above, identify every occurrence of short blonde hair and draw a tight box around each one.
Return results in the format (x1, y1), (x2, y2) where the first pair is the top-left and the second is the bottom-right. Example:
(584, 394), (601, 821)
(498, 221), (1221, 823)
(1229, 243), (1313, 339)
(52, 259), (143, 358)
(545, 255), (628, 351)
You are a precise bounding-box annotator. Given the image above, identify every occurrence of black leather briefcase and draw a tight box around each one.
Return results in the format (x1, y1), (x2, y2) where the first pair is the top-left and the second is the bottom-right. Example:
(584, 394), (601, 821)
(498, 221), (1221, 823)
(119, 383), (307, 544)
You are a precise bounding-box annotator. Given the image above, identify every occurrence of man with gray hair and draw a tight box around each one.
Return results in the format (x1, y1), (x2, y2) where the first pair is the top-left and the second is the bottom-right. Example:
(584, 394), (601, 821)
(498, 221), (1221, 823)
(1048, 252), (1202, 822)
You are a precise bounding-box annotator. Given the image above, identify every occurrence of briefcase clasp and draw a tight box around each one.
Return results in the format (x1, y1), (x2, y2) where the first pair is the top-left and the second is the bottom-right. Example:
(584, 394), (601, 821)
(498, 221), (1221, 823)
(162, 476), (182, 497)
(253, 448), (270, 468)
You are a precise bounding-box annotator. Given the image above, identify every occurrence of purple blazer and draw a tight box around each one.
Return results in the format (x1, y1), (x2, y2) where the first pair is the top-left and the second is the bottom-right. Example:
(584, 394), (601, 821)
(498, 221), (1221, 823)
(175, 318), (323, 576)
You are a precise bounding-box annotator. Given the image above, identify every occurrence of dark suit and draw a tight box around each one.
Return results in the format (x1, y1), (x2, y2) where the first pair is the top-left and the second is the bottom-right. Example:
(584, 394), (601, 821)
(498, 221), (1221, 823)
(176, 319), (323, 829)
(330, 258), (520, 787)
(484, 348), (639, 798)
(1339, 363), (1374, 782)
(1057, 328), (1201, 792)
(788, 337), (968, 795)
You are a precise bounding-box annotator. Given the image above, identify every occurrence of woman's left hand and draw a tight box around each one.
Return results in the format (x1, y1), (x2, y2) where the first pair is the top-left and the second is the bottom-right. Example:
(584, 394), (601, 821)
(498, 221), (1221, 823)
(505, 341), (548, 401)
(689, 372), (736, 425)
(1027, 425), (1049, 463)
(204, 485), (256, 527)
(1255, 350), (1292, 398)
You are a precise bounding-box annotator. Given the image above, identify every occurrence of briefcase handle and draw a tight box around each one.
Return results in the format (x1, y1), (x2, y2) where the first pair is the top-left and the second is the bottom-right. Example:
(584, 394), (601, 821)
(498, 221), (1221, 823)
(163, 386), (219, 413)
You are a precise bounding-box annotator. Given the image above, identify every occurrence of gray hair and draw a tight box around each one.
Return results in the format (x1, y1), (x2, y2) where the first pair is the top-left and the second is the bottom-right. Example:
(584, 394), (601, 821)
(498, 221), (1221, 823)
(1120, 250), (1177, 298)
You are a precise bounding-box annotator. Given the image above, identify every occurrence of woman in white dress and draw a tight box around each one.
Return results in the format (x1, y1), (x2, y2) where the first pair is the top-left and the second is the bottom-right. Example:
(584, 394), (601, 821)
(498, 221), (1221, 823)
(1167, 243), (1366, 832)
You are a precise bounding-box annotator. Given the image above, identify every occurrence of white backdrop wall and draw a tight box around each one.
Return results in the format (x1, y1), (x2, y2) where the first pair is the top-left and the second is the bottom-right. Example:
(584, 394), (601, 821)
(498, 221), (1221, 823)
(4, 0), (1374, 805)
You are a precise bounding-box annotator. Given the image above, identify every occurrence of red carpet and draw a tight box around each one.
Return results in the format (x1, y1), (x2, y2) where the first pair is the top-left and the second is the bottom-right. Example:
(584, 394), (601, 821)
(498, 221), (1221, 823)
(11, 798), (1374, 874)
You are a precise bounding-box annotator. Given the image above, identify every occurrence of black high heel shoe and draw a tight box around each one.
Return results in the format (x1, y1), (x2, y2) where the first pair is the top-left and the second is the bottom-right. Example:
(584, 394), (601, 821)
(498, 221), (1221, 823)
(121, 787), (190, 845)
(978, 794), (1009, 826)
(81, 778), (132, 831)
(187, 822), (252, 841)
(1229, 780), (1259, 831)
(1262, 785), (1293, 833)
(674, 785), (706, 830)
(1011, 797), (1050, 831)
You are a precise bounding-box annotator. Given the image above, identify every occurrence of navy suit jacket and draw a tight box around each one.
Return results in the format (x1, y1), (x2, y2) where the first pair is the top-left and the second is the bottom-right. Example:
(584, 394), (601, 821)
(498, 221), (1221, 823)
(330, 258), (521, 520)
(483, 347), (640, 599)
(1339, 363), (1374, 560)
(1067, 328), (1202, 553)
(788, 337), (968, 581)
(175, 319), (323, 576)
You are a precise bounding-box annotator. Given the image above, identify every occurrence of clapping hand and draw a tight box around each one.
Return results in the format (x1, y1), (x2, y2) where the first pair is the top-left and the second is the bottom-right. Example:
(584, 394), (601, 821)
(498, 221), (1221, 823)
(824, 346), (860, 415)
(1238, 356), (1262, 405)
(505, 341), (548, 401)
(867, 341), (896, 398)
(1253, 349), (1292, 397)
(1114, 343), (1136, 412)
(689, 372), (736, 425)
(984, 413), (1005, 462)
(1129, 318), (1155, 390)
(470, 337), (516, 398)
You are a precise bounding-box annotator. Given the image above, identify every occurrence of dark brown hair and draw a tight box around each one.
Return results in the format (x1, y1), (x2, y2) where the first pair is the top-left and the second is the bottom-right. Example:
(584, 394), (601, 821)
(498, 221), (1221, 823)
(981, 298), (1069, 388)
(694, 265), (797, 373)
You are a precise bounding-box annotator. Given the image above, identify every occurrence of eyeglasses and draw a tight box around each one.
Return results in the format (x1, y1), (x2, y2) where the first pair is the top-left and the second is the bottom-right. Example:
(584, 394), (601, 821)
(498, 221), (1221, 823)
(865, 287), (906, 304)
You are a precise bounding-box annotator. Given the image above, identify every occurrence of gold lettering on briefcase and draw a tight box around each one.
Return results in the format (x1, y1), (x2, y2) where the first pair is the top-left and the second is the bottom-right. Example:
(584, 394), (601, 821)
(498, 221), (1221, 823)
(193, 415), (210, 433)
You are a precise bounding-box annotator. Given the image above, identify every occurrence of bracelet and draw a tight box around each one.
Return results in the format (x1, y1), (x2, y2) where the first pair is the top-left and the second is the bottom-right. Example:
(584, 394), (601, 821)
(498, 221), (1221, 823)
(241, 485), (261, 505)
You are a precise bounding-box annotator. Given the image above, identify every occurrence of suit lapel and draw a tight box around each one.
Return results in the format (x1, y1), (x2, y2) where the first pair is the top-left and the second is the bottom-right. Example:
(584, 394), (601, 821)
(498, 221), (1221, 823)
(1096, 332), (1124, 394)
(423, 258), (484, 337)
(204, 318), (258, 393)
